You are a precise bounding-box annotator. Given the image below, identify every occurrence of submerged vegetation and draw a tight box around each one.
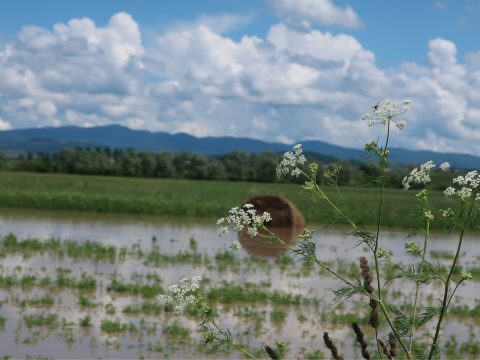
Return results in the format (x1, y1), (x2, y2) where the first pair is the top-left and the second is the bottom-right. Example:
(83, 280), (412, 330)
(0, 232), (479, 358)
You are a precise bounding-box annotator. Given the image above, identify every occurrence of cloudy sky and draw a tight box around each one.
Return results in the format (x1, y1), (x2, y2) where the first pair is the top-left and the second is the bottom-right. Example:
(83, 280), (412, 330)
(1, 0), (479, 154)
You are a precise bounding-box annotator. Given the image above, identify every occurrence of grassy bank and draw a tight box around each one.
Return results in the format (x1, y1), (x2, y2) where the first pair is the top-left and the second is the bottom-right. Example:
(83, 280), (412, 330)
(0, 171), (455, 228)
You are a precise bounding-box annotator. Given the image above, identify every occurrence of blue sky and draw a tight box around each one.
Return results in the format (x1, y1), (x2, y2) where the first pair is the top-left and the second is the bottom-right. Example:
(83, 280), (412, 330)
(0, 0), (479, 154)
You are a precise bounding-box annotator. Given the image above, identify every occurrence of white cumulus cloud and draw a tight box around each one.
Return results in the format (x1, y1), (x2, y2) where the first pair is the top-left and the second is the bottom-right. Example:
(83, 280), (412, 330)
(0, 11), (480, 156)
(270, 0), (364, 29)
(0, 117), (12, 130)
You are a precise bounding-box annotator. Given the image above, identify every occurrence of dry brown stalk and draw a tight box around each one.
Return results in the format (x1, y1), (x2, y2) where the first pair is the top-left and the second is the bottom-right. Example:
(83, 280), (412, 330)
(323, 332), (344, 360)
(359, 256), (379, 329)
(378, 339), (392, 359)
(352, 322), (370, 359)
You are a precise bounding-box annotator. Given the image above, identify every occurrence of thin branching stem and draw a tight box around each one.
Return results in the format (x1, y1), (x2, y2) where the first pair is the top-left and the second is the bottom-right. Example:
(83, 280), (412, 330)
(428, 199), (475, 359)
(371, 119), (391, 359)
(299, 169), (359, 230)
(445, 280), (463, 311)
(261, 229), (357, 289)
(408, 187), (431, 353)
(211, 320), (258, 360)
(374, 119), (391, 302)
(261, 228), (412, 360)
(378, 300), (411, 359)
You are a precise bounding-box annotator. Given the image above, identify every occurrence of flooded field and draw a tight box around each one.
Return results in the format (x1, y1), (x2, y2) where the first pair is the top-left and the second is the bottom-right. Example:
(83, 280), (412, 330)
(0, 208), (479, 359)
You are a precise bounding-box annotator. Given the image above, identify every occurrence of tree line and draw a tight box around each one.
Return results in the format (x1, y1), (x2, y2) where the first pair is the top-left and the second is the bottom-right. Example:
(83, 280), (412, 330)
(0, 147), (454, 189)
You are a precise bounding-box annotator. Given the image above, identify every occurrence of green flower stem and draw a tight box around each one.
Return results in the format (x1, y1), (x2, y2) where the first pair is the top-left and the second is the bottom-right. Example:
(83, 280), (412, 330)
(428, 198), (475, 360)
(374, 119), (391, 303)
(211, 320), (258, 360)
(445, 280), (464, 311)
(319, 187), (359, 230)
(378, 300), (411, 360)
(371, 120), (391, 360)
(299, 169), (359, 230)
(261, 228), (357, 289)
(408, 189), (431, 354)
(261, 227), (411, 360)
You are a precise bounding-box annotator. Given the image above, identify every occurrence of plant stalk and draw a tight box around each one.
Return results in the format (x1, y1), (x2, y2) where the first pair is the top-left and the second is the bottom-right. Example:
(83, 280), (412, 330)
(211, 320), (258, 360)
(428, 199), (475, 359)
(408, 191), (431, 354)
(378, 300), (411, 359)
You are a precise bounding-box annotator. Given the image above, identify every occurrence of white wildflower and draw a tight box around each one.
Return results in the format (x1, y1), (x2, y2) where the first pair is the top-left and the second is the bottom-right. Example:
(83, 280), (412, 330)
(362, 99), (412, 129)
(185, 295), (197, 304)
(396, 120), (406, 130)
(156, 294), (170, 305)
(460, 271), (472, 280)
(217, 226), (229, 236)
(444, 187), (455, 197)
(444, 170), (479, 201)
(457, 187), (472, 201)
(276, 144), (307, 178)
(156, 276), (203, 315)
(416, 189), (427, 199)
(405, 241), (422, 256)
(217, 204), (272, 238)
(402, 161), (435, 190)
(229, 240), (242, 251)
(377, 248), (392, 262)
(424, 210), (434, 221)
(453, 176), (465, 186)
(440, 162), (450, 172)
(441, 208), (454, 218)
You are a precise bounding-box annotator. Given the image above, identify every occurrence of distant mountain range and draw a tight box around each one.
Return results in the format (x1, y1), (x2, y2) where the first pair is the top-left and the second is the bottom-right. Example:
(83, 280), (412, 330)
(0, 124), (478, 169)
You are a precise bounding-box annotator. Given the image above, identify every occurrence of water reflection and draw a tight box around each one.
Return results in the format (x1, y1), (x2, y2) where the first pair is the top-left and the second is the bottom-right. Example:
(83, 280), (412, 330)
(238, 226), (304, 257)
(0, 209), (478, 358)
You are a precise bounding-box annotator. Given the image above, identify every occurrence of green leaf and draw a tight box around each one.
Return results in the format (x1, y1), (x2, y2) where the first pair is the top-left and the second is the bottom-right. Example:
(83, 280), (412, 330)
(418, 306), (441, 328)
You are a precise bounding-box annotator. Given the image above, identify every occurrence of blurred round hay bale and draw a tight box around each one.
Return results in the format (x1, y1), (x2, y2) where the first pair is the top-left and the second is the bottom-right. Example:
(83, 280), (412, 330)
(244, 195), (305, 228)
(238, 195), (305, 257)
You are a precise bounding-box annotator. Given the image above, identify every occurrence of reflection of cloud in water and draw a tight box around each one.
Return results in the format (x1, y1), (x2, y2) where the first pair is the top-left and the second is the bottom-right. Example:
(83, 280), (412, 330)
(238, 226), (304, 257)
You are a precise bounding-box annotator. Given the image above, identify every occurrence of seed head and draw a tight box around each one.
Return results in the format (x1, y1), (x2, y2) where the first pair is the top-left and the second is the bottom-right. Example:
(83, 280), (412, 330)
(352, 322), (370, 360)
(323, 332), (344, 360)
(377, 339), (392, 360)
(388, 332), (397, 358)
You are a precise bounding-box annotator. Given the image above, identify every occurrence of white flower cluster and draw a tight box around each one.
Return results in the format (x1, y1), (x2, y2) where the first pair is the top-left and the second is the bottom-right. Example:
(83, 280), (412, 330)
(460, 271), (472, 280)
(377, 248), (392, 262)
(276, 144), (307, 178)
(402, 161), (435, 190)
(229, 240), (242, 251)
(444, 170), (480, 201)
(405, 241), (422, 256)
(217, 204), (272, 237)
(156, 276), (202, 314)
(440, 162), (450, 172)
(361, 99), (412, 129)
(424, 210), (434, 221)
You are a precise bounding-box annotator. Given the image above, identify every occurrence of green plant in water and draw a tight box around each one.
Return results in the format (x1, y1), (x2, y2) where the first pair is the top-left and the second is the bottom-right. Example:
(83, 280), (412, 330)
(158, 100), (479, 359)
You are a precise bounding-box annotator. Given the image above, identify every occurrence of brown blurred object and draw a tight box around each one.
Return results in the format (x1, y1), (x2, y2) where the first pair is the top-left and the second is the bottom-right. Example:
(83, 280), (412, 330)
(238, 195), (305, 257)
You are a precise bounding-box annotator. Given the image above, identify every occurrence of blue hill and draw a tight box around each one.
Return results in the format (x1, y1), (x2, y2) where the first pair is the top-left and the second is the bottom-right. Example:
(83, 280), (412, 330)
(0, 124), (478, 169)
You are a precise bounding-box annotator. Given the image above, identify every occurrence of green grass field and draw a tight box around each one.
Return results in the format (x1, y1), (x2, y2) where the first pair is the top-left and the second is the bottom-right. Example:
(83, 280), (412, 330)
(0, 171), (456, 229)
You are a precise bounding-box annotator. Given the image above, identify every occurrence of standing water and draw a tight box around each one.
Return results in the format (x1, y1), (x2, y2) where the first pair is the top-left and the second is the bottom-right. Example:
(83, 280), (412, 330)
(0, 209), (478, 358)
